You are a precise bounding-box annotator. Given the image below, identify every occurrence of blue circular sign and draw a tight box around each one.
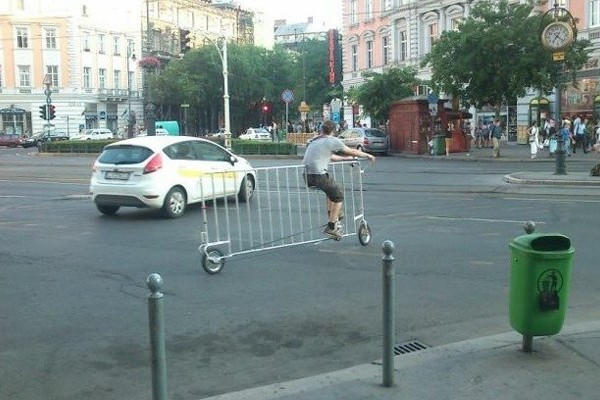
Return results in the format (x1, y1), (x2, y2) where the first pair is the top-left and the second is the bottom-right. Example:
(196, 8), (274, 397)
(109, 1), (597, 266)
(282, 89), (294, 103)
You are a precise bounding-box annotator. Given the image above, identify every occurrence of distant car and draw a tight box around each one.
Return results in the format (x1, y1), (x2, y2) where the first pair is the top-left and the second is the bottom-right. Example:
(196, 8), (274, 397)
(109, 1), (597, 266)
(22, 130), (70, 148)
(208, 129), (227, 138)
(0, 134), (22, 148)
(238, 127), (271, 141)
(338, 127), (389, 155)
(75, 128), (114, 140)
(89, 136), (256, 218)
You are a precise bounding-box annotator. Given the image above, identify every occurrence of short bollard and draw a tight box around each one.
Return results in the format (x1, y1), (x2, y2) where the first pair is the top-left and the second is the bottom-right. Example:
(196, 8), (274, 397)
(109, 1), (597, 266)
(381, 240), (395, 387)
(147, 273), (168, 400)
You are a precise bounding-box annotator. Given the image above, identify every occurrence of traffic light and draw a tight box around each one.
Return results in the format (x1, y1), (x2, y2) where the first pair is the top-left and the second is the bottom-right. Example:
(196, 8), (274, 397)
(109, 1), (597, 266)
(48, 104), (56, 120)
(179, 29), (191, 54)
(39, 105), (47, 120)
(261, 102), (271, 113)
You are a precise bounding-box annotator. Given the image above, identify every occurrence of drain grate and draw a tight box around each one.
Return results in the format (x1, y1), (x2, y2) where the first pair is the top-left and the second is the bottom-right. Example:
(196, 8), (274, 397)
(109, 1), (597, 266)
(393, 340), (429, 355)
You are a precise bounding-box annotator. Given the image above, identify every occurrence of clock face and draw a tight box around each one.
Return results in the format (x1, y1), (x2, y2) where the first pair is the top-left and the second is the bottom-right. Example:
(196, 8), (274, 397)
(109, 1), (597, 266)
(542, 22), (574, 50)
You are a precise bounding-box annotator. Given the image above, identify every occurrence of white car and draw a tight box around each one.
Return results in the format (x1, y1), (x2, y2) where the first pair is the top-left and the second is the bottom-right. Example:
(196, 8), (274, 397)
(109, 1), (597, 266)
(239, 127), (271, 141)
(90, 136), (256, 218)
(76, 128), (114, 140)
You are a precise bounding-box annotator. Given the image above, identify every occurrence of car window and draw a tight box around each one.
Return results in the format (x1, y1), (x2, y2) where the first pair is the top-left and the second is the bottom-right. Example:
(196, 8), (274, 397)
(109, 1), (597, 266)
(98, 145), (154, 164)
(339, 130), (350, 139)
(365, 129), (386, 137)
(165, 142), (195, 160)
(190, 141), (230, 162)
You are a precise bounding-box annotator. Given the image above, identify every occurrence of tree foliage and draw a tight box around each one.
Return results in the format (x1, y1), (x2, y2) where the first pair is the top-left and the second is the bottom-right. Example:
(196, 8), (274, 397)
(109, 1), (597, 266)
(422, 0), (590, 112)
(150, 39), (337, 134)
(346, 66), (422, 124)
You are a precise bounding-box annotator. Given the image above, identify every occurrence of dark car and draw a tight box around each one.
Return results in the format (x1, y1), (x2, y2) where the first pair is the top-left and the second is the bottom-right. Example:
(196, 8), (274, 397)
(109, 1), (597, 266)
(21, 130), (70, 148)
(338, 127), (389, 155)
(0, 134), (22, 148)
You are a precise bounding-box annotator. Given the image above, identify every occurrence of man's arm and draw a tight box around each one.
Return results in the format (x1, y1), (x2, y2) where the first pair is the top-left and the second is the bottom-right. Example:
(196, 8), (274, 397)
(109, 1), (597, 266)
(339, 145), (376, 162)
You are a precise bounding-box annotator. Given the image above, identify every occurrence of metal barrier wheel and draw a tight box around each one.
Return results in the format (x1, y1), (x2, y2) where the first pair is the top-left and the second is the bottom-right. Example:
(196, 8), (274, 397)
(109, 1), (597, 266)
(358, 221), (372, 246)
(202, 248), (225, 274)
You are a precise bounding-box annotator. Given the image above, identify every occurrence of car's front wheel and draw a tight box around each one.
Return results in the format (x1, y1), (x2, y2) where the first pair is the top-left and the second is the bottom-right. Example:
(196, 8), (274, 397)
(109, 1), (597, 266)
(162, 187), (187, 218)
(96, 204), (119, 216)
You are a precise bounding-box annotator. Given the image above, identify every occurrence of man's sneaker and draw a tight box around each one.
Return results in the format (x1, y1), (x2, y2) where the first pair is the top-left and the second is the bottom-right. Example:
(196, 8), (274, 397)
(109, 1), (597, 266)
(324, 224), (343, 240)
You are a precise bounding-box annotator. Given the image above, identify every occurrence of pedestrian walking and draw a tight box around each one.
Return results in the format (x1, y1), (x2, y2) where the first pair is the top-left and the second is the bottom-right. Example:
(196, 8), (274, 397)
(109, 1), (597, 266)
(490, 119), (502, 158)
(445, 121), (453, 157)
(527, 120), (540, 159)
(573, 117), (588, 153)
(302, 120), (375, 240)
(561, 119), (572, 156)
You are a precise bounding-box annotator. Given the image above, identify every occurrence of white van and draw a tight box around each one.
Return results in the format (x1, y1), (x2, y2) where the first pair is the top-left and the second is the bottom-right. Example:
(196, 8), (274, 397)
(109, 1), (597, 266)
(76, 128), (114, 140)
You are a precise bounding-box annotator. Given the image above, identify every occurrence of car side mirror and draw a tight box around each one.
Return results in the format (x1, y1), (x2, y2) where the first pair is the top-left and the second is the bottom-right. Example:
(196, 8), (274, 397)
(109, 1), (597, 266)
(229, 155), (237, 165)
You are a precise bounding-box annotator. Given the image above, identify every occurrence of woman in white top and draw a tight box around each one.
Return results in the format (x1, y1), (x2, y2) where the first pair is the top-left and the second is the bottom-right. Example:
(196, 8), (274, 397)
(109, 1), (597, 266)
(527, 121), (540, 159)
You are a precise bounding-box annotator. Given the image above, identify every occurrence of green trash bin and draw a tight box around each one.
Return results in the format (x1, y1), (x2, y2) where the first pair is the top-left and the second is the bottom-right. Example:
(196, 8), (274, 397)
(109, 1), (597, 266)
(509, 233), (574, 337)
(432, 134), (446, 155)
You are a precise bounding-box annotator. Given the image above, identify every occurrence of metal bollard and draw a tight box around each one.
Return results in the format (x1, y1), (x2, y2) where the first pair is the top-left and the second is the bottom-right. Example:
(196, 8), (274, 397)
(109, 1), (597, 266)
(522, 221), (535, 353)
(381, 240), (395, 387)
(147, 273), (168, 400)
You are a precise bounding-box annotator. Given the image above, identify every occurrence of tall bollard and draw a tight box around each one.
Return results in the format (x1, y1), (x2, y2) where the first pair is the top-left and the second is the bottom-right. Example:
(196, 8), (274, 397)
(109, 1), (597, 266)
(381, 240), (395, 387)
(147, 273), (168, 400)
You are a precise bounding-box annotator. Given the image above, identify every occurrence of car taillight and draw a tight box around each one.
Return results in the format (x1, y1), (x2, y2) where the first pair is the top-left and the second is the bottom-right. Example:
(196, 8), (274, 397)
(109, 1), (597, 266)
(363, 137), (370, 144)
(143, 153), (163, 174)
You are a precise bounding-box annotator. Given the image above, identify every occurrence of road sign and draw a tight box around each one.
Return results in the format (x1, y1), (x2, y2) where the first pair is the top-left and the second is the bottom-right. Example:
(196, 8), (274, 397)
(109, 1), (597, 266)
(427, 92), (438, 104)
(282, 89), (294, 103)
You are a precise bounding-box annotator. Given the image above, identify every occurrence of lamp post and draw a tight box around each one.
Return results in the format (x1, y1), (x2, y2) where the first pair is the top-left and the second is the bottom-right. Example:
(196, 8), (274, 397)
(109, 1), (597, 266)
(145, 0), (156, 136)
(540, 1), (576, 175)
(42, 74), (52, 141)
(197, 32), (231, 148)
(126, 43), (137, 138)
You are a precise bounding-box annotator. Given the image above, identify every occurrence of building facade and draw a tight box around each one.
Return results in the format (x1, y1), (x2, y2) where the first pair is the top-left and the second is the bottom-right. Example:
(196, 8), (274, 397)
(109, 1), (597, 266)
(0, 0), (255, 137)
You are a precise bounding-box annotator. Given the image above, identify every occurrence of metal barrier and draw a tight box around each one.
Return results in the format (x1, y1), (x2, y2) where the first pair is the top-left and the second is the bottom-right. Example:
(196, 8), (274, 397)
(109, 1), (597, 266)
(198, 160), (372, 274)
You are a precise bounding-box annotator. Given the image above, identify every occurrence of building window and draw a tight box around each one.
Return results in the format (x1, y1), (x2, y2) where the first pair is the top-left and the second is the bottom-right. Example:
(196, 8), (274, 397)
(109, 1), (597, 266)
(83, 67), (91, 88)
(365, 0), (373, 20)
(366, 40), (373, 68)
(83, 32), (90, 51)
(351, 44), (358, 71)
(18, 65), (31, 87)
(99, 68), (106, 89)
(0, 65), (3, 87)
(128, 71), (134, 90)
(113, 36), (120, 55)
(382, 36), (389, 65)
(16, 0), (24, 10)
(451, 17), (462, 31)
(45, 28), (57, 49)
(399, 30), (408, 61)
(127, 39), (134, 56)
(98, 34), (105, 54)
(46, 65), (59, 87)
(114, 70), (121, 89)
(591, 0), (600, 27)
(429, 23), (439, 48)
(382, 0), (392, 13)
(16, 27), (29, 49)
(350, 0), (357, 25)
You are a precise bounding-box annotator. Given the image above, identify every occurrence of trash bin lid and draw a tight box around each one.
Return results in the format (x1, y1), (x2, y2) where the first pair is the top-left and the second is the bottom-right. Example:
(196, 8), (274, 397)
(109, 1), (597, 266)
(509, 233), (574, 254)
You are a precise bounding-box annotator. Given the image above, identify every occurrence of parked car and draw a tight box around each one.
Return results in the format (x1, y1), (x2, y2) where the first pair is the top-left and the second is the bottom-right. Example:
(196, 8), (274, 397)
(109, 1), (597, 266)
(22, 130), (70, 148)
(238, 127), (271, 141)
(75, 128), (114, 140)
(338, 127), (389, 155)
(0, 134), (22, 148)
(208, 128), (226, 138)
(90, 136), (256, 218)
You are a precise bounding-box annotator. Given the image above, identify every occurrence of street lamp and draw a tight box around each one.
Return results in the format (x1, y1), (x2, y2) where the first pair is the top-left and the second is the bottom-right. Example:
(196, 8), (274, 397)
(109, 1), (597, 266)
(197, 32), (231, 149)
(126, 42), (137, 138)
(540, 1), (576, 175)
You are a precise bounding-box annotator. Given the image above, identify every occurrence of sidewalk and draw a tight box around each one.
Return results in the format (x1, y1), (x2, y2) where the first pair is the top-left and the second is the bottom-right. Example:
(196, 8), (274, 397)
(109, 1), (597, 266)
(202, 320), (600, 400)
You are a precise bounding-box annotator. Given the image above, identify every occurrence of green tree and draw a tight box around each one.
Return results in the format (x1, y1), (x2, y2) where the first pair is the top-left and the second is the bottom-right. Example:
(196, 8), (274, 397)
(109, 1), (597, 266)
(422, 0), (589, 115)
(346, 66), (422, 125)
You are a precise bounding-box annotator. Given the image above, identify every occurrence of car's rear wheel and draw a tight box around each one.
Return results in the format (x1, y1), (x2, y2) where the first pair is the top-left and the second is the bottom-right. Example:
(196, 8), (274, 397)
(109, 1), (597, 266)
(162, 187), (186, 218)
(238, 175), (255, 202)
(96, 204), (119, 216)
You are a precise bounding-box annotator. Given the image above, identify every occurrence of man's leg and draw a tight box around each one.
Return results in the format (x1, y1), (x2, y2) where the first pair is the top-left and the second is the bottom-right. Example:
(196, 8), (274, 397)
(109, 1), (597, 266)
(329, 200), (342, 223)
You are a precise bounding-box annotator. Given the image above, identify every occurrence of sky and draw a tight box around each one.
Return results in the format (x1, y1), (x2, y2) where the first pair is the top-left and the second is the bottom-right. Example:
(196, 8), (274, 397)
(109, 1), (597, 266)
(236, 0), (343, 29)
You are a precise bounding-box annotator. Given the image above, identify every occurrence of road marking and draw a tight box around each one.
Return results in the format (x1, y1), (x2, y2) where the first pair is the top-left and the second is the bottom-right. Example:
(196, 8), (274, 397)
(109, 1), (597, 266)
(425, 216), (545, 224)
(503, 197), (600, 204)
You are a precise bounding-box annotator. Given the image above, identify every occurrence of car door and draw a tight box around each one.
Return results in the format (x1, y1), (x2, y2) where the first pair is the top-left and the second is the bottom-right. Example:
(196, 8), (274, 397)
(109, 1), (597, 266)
(188, 141), (240, 202)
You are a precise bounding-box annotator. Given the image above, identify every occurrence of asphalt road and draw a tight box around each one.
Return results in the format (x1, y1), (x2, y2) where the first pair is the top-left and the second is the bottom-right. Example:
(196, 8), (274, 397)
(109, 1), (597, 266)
(1, 148), (599, 400)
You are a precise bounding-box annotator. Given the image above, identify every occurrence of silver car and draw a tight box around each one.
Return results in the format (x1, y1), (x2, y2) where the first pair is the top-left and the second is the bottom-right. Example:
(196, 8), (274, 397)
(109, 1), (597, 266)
(338, 127), (389, 155)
